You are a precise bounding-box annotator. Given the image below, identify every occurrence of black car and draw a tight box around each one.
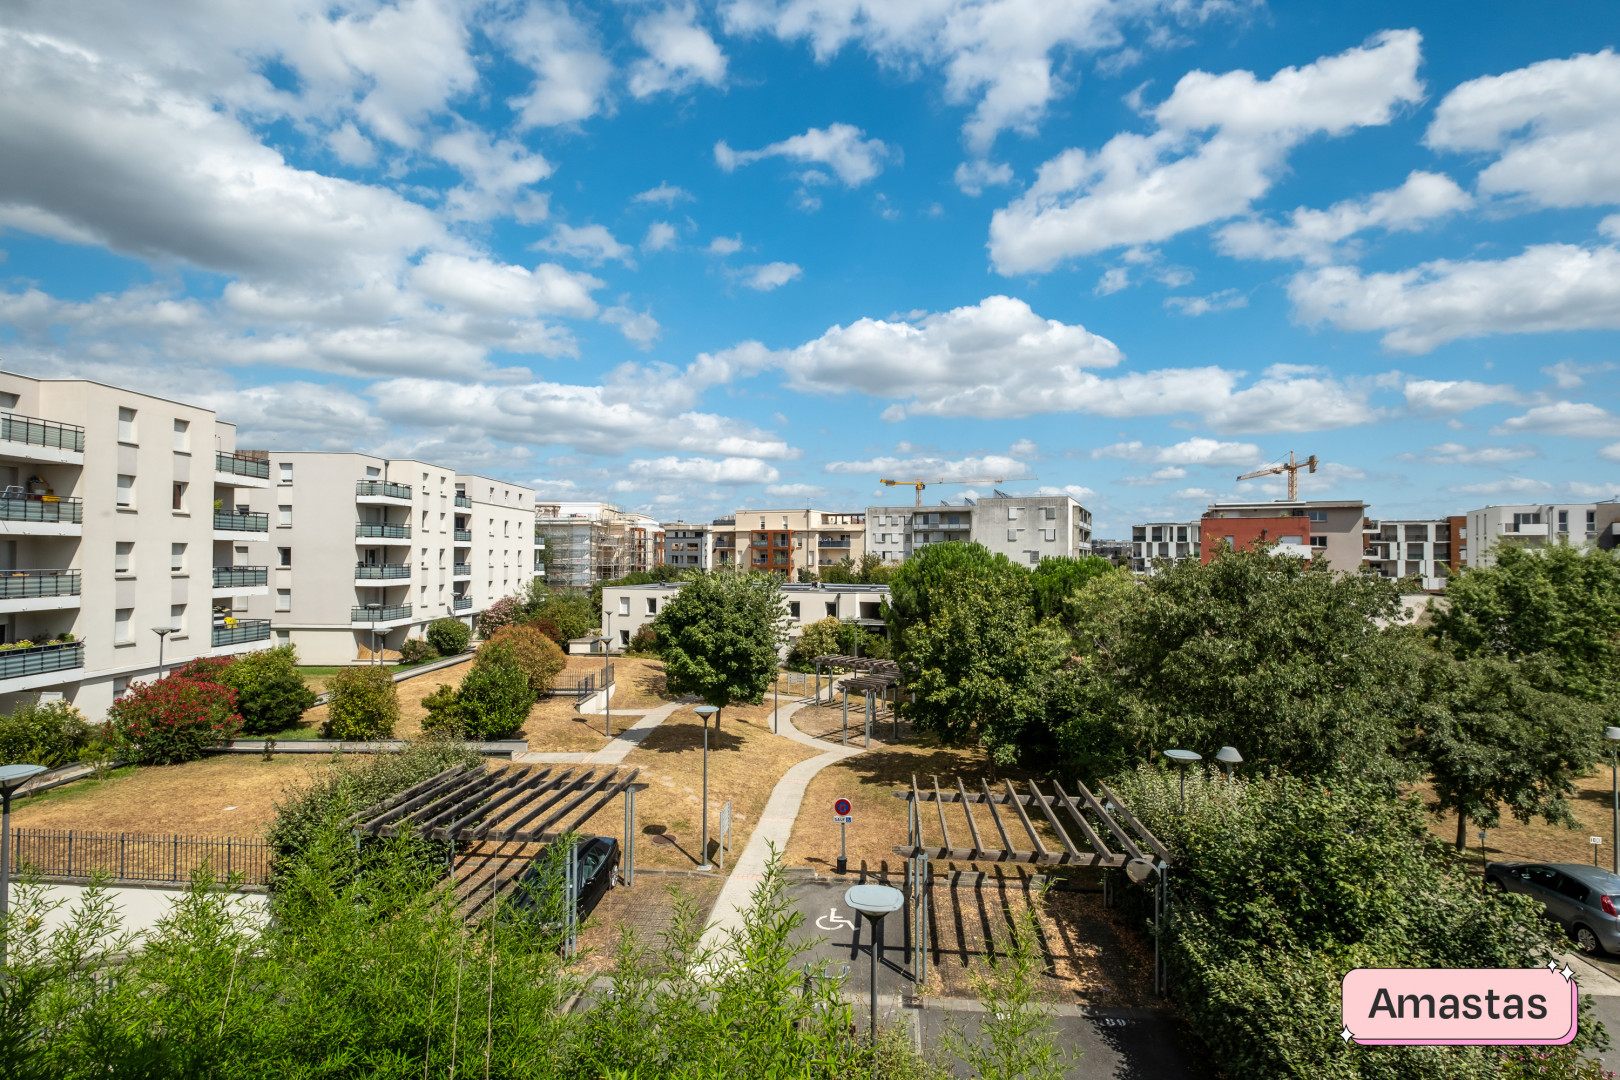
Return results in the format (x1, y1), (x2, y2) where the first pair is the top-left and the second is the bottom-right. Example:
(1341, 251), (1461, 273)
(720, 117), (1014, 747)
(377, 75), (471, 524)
(504, 835), (620, 929)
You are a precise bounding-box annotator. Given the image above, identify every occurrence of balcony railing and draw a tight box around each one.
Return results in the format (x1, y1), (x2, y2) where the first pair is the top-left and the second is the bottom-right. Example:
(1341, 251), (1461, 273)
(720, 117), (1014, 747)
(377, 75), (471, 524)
(0, 640), (84, 681)
(453, 529), (472, 542)
(212, 619), (271, 648)
(214, 510), (269, 533)
(454, 494), (472, 508)
(212, 566), (268, 589)
(352, 604), (412, 622)
(452, 563), (471, 577)
(215, 451), (270, 479)
(356, 480), (412, 500)
(356, 523), (411, 539)
(355, 563), (411, 579)
(0, 569), (81, 599)
(817, 540), (851, 548)
(453, 596), (472, 611)
(1, 413), (85, 453)
(0, 496), (84, 524)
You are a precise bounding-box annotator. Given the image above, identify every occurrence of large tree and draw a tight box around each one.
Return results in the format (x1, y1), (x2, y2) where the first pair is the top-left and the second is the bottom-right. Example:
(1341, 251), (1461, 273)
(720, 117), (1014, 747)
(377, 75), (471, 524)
(653, 570), (787, 708)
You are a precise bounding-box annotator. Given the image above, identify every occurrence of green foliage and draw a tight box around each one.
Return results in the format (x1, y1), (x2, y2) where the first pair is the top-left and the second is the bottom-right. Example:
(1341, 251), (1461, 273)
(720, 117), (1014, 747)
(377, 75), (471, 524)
(589, 564), (685, 610)
(321, 664), (399, 740)
(626, 623), (659, 655)
(1109, 766), (1609, 1080)
(654, 569), (786, 708)
(398, 637), (438, 665)
(424, 642), (535, 739)
(483, 624), (567, 693)
(207, 646), (316, 735)
(945, 900), (1074, 1080)
(817, 553), (897, 585)
(1028, 554), (1115, 622)
(0, 696), (92, 767)
(426, 616), (472, 655)
(531, 594), (596, 644)
(106, 676), (243, 764)
(786, 616), (844, 670)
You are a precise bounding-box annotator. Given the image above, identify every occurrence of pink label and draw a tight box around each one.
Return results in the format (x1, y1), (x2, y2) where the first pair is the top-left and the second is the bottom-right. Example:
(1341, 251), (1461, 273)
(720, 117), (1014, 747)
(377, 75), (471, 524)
(1342, 968), (1577, 1045)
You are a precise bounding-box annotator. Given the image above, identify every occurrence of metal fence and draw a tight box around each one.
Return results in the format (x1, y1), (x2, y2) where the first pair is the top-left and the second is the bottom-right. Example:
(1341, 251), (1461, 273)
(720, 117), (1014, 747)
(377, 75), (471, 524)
(553, 663), (614, 702)
(212, 619), (271, 647)
(214, 509), (269, 532)
(0, 496), (83, 524)
(0, 569), (80, 598)
(1, 413), (85, 452)
(215, 451), (271, 479)
(0, 641), (84, 680)
(6, 829), (271, 885)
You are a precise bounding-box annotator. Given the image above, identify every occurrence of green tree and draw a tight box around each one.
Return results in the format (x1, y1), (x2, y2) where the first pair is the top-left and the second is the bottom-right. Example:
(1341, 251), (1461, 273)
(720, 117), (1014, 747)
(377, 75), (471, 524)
(786, 616), (843, 670)
(654, 570), (786, 708)
(1413, 652), (1601, 848)
(212, 646), (316, 735)
(480, 625), (566, 694)
(531, 594), (596, 643)
(1029, 554), (1116, 623)
(425, 616), (471, 655)
(0, 696), (92, 767)
(322, 665), (398, 739)
(446, 643), (535, 738)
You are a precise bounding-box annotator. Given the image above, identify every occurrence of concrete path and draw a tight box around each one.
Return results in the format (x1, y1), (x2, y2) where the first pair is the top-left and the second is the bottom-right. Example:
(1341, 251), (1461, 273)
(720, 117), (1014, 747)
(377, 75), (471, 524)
(515, 694), (697, 766)
(24, 882), (269, 940)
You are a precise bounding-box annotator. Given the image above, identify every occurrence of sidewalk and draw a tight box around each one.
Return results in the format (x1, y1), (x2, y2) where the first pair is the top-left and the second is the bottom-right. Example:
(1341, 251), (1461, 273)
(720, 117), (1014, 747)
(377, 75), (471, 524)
(516, 692), (696, 765)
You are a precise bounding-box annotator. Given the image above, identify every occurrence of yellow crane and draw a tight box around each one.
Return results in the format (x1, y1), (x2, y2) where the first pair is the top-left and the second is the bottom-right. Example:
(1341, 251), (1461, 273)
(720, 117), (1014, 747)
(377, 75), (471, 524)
(1235, 451), (1318, 501)
(879, 475), (1035, 506)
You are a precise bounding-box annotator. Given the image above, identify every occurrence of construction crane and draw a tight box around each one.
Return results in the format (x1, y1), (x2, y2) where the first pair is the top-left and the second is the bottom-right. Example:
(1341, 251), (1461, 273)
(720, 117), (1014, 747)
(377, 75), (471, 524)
(879, 476), (1035, 506)
(1235, 451), (1318, 501)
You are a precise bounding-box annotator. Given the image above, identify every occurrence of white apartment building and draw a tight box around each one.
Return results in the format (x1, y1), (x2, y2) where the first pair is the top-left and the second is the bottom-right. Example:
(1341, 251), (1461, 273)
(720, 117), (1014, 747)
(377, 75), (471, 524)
(710, 508), (866, 577)
(1463, 503), (1598, 568)
(969, 494), (1093, 565)
(534, 502), (664, 588)
(0, 371), (272, 719)
(865, 505), (973, 562)
(1130, 521), (1201, 571)
(242, 454), (534, 665)
(601, 581), (889, 652)
(662, 521), (711, 569)
(1362, 518), (1457, 588)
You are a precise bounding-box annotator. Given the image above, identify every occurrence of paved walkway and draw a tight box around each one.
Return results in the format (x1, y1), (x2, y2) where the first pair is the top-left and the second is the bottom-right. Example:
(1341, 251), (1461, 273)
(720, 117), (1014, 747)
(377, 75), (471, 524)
(515, 688), (697, 766)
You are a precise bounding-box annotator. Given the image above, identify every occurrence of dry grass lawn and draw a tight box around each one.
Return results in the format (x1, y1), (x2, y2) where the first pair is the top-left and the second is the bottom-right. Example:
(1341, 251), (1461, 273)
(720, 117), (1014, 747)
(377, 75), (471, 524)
(1418, 769), (1620, 868)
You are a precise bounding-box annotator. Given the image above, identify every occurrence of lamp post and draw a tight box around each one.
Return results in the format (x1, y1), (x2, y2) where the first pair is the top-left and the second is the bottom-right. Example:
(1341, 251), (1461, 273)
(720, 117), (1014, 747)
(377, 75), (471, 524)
(1214, 745), (1242, 781)
(152, 625), (178, 679)
(0, 763), (46, 970)
(845, 883), (904, 1045)
(695, 705), (718, 871)
(1606, 727), (1620, 874)
(1163, 749), (1202, 811)
(595, 635), (613, 738)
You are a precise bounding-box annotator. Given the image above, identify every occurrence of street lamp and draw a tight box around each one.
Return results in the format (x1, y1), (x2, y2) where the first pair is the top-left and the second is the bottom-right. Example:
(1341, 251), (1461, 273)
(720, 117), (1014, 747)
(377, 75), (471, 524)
(1606, 727), (1620, 874)
(152, 625), (179, 678)
(1163, 749), (1202, 811)
(0, 763), (46, 969)
(845, 883), (904, 1046)
(594, 635), (613, 738)
(695, 705), (719, 871)
(1214, 745), (1242, 781)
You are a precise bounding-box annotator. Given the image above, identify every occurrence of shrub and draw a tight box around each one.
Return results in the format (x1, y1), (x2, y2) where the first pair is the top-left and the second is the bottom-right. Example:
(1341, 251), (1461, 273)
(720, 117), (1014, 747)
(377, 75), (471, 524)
(627, 624), (659, 656)
(530, 616), (564, 645)
(452, 644), (535, 739)
(476, 596), (520, 638)
(530, 595), (594, 643)
(0, 697), (93, 767)
(398, 638), (438, 666)
(420, 684), (462, 735)
(322, 665), (398, 740)
(107, 677), (242, 764)
(481, 624), (566, 693)
(215, 646), (316, 735)
(426, 617), (471, 656)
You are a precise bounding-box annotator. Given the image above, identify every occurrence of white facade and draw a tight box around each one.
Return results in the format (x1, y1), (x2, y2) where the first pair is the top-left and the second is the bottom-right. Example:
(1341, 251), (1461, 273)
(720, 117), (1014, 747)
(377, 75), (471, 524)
(864, 505), (972, 562)
(1129, 521), (1201, 571)
(601, 581), (889, 652)
(967, 495), (1093, 565)
(1464, 503), (1598, 568)
(0, 371), (273, 719)
(1362, 518), (1454, 588)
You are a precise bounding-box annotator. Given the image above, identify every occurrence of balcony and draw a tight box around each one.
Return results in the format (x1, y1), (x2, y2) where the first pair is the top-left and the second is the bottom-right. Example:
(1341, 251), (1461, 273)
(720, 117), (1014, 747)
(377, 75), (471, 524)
(355, 522), (411, 540)
(351, 604), (413, 628)
(0, 569), (81, 614)
(454, 494), (472, 508)
(212, 618), (271, 651)
(356, 480), (412, 505)
(453, 596), (472, 611)
(453, 529), (472, 543)
(0, 413), (85, 464)
(1499, 522), (1550, 537)
(0, 495), (84, 536)
(0, 640), (84, 688)
(817, 540), (852, 549)
(355, 562), (411, 580)
(214, 510), (269, 538)
(452, 562), (471, 577)
(215, 451), (271, 487)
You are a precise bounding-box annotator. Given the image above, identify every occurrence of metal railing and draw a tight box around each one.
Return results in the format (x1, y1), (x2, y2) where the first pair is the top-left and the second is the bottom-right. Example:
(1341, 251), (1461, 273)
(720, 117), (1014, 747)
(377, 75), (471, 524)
(453, 529), (472, 542)
(351, 604), (412, 622)
(212, 566), (268, 589)
(215, 451), (270, 479)
(817, 540), (851, 548)
(355, 563), (410, 579)
(553, 664), (614, 702)
(356, 480), (412, 500)
(0, 641), (84, 681)
(6, 828), (270, 886)
(1, 413), (85, 453)
(452, 563), (470, 577)
(356, 523), (411, 539)
(453, 596), (471, 611)
(0, 496), (83, 524)
(212, 619), (270, 647)
(214, 510), (269, 532)
(0, 569), (80, 599)
(454, 494), (472, 508)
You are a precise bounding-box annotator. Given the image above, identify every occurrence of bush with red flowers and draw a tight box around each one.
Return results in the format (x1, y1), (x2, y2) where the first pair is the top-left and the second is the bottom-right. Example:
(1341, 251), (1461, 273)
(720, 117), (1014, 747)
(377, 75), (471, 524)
(106, 675), (243, 765)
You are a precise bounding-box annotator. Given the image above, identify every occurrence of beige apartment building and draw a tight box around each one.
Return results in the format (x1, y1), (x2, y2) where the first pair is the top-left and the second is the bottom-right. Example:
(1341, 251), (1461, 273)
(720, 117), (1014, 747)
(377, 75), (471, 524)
(602, 580), (888, 652)
(0, 370), (272, 719)
(241, 454), (534, 665)
(709, 508), (866, 577)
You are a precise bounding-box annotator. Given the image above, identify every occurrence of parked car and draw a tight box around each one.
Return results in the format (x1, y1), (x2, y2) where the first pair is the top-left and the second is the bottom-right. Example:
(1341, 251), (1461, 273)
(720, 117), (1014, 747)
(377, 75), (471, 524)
(1485, 860), (1620, 954)
(504, 835), (621, 929)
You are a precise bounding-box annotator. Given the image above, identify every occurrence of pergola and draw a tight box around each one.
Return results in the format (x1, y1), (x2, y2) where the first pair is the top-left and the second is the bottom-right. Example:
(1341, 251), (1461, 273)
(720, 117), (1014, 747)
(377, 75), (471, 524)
(810, 654), (898, 706)
(836, 672), (900, 746)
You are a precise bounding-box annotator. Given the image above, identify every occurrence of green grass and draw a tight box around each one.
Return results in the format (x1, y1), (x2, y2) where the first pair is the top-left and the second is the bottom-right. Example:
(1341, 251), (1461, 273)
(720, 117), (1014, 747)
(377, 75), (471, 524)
(258, 724), (324, 741)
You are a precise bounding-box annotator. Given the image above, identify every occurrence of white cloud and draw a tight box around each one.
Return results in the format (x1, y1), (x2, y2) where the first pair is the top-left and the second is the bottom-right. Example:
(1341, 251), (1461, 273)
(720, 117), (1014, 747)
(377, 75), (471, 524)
(1600, 444), (1620, 463)
(411, 254), (601, 318)
(431, 129), (553, 222)
(601, 304), (661, 348)
(500, 0), (613, 128)
(765, 482), (827, 498)
(1164, 289), (1247, 315)
(535, 223), (635, 266)
(706, 235), (743, 255)
(1448, 476), (1559, 497)
(632, 183), (694, 206)
(628, 456), (780, 484)
(1492, 401), (1620, 439)
(954, 160), (1014, 196)
(1543, 360), (1611, 389)
(1094, 267), (1131, 295)
(1290, 243), (1620, 353)
(741, 262), (802, 290)
(327, 121), (376, 166)
(1402, 379), (1526, 414)
(1034, 484), (1098, 501)
(628, 5), (728, 98)
(1008, 438), (1040, 457)
(826, 453), (1030, 480)
(1092, 438), (1263, 466)
(1121, 466), (1188, 486)
(1427, 49), (1620, 210)
(988, 30), (1424, 274)
(1396, 442), (1538, 466)
(1216, 171), (1471, 264)
(641, 221), (679, 252)
(715, 123), (893, 187)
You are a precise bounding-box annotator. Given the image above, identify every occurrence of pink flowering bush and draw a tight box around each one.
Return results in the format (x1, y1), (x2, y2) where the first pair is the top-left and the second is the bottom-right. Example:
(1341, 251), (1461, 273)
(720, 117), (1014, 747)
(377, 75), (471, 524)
(107, 675), (243, 765)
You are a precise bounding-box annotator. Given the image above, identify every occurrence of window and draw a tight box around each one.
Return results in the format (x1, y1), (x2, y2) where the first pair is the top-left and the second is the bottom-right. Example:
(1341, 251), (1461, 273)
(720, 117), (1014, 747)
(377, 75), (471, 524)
(620, 629), (630, 646)
(113, 677), (129, 700)
(825, 601), (837, 616)
(366, 466), (380, 479)
(171, 543), (186, 571)
(1007, 507), (1019, 520)
(1151, 526), (1163, 542)
(275, 630), (291, 647)
(170, 604), (186, 632)
(1043, 528), (1057, 542)
(117, 406), (136, 442)
(1589, 510), (1598, 532)
(618, 597), (630, 616)
(172, 419), (189, 451)
(1044, 506), (1056, 520)
(1312, 535), (1328, 548)
(276, 588), (291, 611)
(172, 481), (186, 511)
(1177, 526), (1188, 543)
(1558, 510), (1569, 533)
(279, 462), (293, 484)
(114, 608), (133, 644)
(789, 601), (801, 619)
(645, 598), (657, 615)
(278, 504), (292, 526)
(278, 546), (291, 567)
(115, 541), (133, 574)
(1006, 528), (1018, 541)
(117, 474), (135, 508)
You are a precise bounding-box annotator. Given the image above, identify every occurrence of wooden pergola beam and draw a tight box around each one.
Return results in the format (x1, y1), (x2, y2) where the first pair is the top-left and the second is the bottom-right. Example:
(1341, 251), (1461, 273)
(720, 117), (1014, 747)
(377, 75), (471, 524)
(1096, 781), (1172, 863)
(955, 776), (984, 859)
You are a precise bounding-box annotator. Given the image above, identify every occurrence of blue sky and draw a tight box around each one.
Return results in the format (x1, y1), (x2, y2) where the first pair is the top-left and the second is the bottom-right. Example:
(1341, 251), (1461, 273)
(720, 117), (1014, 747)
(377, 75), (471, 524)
(3, 1), (1619, 535)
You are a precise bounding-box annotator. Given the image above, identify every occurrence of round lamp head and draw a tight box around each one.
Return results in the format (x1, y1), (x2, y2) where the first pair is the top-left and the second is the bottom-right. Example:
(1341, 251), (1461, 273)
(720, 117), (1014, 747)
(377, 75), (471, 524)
(0, 763), (47, 795)
(1124, 857), (1157, 883)
(844, 883), (904, 919)
(693, 705), (719, 718)
(1163, 749), (1202, 764)
(1214, 746), (1243, 765)
(1606, 727), (1620, 742)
